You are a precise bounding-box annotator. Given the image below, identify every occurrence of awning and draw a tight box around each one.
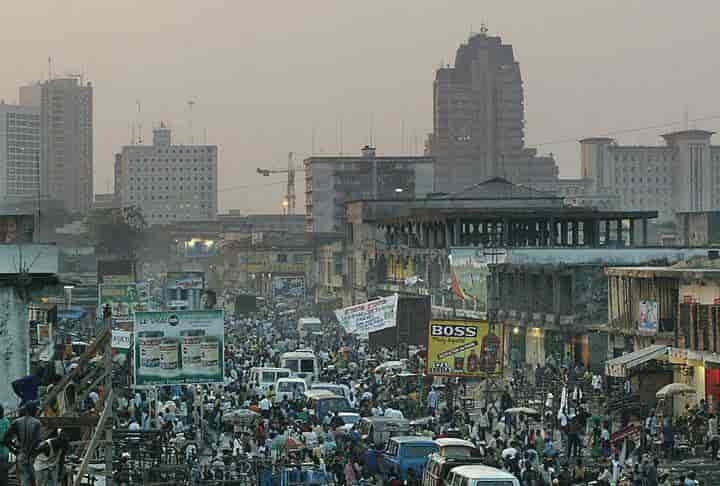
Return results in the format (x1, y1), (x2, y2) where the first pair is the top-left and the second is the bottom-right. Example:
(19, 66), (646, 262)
(605, 344), (668, 378)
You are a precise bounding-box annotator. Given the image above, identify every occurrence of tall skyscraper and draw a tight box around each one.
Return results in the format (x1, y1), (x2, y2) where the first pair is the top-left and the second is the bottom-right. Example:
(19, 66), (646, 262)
(115, 124), (218, 225)
(0, 102), (41, 202)
(20, 77), (94, 214)
(428, 28), (557, 192)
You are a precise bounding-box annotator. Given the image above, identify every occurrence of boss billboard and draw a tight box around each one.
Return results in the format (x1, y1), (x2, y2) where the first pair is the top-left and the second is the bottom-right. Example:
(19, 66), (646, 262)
(427, 319), (503, 377)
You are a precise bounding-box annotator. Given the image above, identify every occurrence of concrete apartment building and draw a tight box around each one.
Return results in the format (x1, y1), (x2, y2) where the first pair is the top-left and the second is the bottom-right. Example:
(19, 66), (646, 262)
(20, 78), (93, 214)
(115, 124), (218, 225)
(427, 29), (558, 192)
(304, 146), (434, 233)
(0, 102), (41, 202)
(579, 130), (720, 222)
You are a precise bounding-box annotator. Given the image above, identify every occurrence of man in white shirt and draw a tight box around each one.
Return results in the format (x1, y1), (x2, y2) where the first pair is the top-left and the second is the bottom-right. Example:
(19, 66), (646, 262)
(259, 397), (272, 419)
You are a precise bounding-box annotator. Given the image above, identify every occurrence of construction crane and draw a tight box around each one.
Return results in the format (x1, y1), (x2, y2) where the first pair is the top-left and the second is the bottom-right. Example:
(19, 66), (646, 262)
(257, 152), (305, 215)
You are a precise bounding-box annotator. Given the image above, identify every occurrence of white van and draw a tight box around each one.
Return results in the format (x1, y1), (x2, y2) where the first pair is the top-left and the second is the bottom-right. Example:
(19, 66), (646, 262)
(311, 382), (354, 407)
(297, 317), (322, 340)
(249, 367), (292, 394)
(275, 377), (308, 403)
(443, 465), (519, 486)
(280, 350), (319, 384)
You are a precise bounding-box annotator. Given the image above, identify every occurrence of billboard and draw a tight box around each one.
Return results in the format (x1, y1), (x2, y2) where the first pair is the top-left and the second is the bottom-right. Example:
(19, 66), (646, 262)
(166, 272), (205, 290)
(98, 283), (139, 321)
(638, 300), (659, 336)
(335, 295), (398, 337)
(427, 319), (503, 377)
(448, 248), (506, 310)
(134, 310), (224, 386)
(271, 275), (305, 300)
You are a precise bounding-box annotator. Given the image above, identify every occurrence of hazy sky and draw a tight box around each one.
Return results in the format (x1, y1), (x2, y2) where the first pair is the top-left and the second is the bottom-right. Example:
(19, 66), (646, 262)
(2, 0), (720, 214)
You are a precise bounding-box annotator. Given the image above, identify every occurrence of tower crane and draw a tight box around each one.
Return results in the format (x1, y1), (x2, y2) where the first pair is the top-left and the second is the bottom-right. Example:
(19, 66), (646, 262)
(257, 152), (305, 215)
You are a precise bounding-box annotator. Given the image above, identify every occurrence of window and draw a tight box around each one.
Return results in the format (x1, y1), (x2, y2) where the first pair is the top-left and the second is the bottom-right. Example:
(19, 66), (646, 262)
(277, 254), (288, 263)
(300, 359), (314, 373)
(333, 254), (343, 274)
(403, 445), (438, 458)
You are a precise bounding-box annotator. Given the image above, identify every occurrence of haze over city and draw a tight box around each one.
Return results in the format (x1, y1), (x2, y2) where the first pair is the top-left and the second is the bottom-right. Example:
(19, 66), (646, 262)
(1, 0), (719, 213)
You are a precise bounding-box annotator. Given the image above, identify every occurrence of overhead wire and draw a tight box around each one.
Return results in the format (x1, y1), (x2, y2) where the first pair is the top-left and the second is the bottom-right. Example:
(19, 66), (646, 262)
(528, 113), (720, 148)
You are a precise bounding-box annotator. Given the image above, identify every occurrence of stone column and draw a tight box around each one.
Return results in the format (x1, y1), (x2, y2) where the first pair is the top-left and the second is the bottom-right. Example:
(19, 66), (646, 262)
(629, 219), (635, 247)
(642, 219), (648, 247)
(616, 219), (623, 246)
(560, 221), (568, 246)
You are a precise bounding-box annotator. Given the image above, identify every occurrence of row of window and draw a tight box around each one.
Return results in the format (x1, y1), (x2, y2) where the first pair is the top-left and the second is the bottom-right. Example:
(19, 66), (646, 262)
(129, 176), (212, 182)
(129, 194), (213, 201)
(127, 166), (213, 173)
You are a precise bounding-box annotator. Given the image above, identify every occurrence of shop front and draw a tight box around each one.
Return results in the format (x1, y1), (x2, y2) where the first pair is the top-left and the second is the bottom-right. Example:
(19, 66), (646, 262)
(507, 325), (526, 369)
(525, 326), (545, 367)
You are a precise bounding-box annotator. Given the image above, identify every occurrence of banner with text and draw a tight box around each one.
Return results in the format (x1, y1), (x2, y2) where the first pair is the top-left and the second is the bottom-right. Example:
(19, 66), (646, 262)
(134, 310), (224, 386)
(427, 319), (503, 377)
(335, 295), (398, 337)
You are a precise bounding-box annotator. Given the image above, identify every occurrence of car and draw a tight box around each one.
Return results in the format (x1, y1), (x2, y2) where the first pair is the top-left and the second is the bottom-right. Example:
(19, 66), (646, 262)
(380, 436), (438, 482)
(337, 412), (361, 432)
(359, 416), (411, 449)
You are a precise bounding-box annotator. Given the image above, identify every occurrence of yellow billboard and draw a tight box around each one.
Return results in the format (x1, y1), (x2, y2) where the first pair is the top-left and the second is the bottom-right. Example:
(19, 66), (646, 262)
(427, 320), (503, 377)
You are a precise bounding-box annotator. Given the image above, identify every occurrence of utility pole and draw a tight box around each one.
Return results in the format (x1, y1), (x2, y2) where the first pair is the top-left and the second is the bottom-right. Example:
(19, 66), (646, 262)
(103, 304), (114, 486)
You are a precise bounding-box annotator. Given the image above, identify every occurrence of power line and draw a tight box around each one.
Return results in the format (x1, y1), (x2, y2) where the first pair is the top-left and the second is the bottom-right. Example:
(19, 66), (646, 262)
(528, 113), (720, 148)
(217, 180), (286, 194)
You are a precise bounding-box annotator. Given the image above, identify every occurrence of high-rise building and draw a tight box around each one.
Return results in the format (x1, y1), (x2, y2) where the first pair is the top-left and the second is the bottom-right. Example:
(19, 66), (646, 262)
(0, 102), (41, 202)
(427, 29), (558, 192)
(115, 124), (218, 225)
(579, 130), (720, 222)
(19, 77), (94, 214)
(304, 146), (435, 232)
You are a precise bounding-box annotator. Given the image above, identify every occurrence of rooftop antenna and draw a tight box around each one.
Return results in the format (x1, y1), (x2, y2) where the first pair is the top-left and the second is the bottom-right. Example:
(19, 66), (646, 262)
(47, 56), (53, 81)
(339, 117), (344, 155)
(187, 100), (195, 144)
(369, 113), (375, 147)
(136, 100), (143, 144)
(480, 22), (488, 35)
(401, 119), (405, 154)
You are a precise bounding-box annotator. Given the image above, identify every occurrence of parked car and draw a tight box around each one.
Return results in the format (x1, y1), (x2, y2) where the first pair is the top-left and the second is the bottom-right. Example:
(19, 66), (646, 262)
(380, 436), (438, 481)
(359, 416), (411, 449)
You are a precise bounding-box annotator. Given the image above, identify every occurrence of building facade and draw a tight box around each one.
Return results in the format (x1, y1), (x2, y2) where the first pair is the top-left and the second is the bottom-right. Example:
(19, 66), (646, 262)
(579, 130), (720, 222)
(304, 146), (434, 233)
(115, 124), (218, 225)
(427, 30), (558, 192)
(0, 102), (41, 202)
(20, 78), (93, 214)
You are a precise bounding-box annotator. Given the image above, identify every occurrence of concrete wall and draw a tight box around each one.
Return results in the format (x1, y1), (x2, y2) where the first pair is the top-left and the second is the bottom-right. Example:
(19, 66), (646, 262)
(0, 281), (62, 408)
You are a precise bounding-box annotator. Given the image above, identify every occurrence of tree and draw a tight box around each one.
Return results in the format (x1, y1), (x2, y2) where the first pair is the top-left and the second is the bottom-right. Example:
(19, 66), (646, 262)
(86, 206), (148, 259)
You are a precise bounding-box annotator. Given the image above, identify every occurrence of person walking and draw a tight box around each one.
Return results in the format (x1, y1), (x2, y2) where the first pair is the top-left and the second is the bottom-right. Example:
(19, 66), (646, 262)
(4, 402), (41, 486)
(0, 405), (9, 486)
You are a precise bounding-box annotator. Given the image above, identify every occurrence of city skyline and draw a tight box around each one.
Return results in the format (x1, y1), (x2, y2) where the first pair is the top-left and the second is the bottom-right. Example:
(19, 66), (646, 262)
(2, 0), (720, 213)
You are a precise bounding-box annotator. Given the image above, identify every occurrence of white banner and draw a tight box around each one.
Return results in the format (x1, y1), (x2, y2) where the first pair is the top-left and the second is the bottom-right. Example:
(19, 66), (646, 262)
(111, 330), (132, 349)
(335, 295), (398, 336)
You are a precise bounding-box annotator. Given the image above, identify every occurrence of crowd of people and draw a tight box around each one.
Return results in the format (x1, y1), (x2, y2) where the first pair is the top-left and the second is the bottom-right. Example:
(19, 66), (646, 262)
(1, 301), (719, 485)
